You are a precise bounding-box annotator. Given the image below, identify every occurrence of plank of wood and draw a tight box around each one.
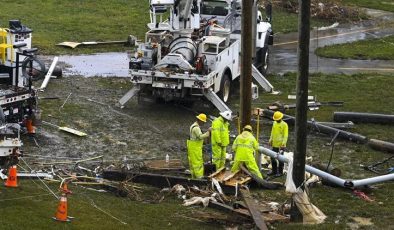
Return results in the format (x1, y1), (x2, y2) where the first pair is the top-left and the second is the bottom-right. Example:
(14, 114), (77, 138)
(240, 189), (269, 230)
(262, 212), (290, 223)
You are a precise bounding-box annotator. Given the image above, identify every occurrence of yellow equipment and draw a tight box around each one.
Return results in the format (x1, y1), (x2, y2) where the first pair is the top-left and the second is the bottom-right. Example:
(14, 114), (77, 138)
(0, 28), (13, 64)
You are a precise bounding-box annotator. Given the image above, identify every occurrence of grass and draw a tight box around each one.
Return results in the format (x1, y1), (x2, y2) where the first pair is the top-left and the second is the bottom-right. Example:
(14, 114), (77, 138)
(315, 35), (394, 60)
(342, 0), (394, 13)
(0, 180), (218, 230)
(0, 0), (150, 55)
(272, 9), (331, 34)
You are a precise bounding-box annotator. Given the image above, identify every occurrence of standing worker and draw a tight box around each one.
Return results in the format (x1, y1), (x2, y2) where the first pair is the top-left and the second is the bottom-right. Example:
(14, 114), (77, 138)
(187, 113), (211, 179)
(211, 111), (232, 171)
(268, 111), (288, 176)
(231, 125), (263, 179)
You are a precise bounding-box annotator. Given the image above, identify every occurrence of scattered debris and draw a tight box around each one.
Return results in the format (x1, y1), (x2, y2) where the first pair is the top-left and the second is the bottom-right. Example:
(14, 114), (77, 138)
(41, 120), (87, 137)
(353, 190), (374, 202)
(39, 56), (59, 91)
(56, 35), (137, 49)
(361, 156), (394, 174)
(240, 189), (269, 230)
(351, 216), (374, 226)
(273, 0), (367, 22)
(144, 159), (185, 171)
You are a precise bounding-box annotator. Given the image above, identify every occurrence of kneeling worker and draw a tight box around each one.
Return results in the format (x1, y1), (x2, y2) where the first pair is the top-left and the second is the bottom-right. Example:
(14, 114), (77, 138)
(231, 125), (263, 179)
(187, 113), (210, 179)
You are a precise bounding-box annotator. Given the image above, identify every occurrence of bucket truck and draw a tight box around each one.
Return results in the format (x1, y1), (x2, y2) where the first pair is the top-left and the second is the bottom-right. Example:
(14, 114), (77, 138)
(120, 0), (274, 113)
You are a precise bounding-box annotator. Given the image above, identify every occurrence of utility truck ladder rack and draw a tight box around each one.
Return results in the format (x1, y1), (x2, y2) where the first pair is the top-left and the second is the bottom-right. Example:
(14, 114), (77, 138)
(251, 64), (273, 92)
(203, 88), (232, 113)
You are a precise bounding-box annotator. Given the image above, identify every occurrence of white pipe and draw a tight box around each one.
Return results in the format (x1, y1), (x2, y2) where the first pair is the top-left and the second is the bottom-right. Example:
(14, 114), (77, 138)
(40, 56), (58, 91)
(258, 146), (394, 188)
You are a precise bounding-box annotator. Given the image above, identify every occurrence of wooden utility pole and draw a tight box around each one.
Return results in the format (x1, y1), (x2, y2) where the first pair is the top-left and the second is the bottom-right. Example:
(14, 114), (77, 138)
(291, 0), (311, 222)
(240, 0), (253, 128)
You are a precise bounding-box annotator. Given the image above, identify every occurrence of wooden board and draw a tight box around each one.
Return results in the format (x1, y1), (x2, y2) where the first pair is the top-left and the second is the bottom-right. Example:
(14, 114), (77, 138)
(143, 159), (185, 170)
(208, 168), (252, 187)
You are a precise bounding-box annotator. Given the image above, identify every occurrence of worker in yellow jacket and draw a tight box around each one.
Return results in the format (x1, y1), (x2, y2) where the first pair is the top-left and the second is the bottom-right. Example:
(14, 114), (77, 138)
(268, 111), (288, 176)
(211, 111), (232, 171)
(187, 113), (210, 179)
(231, 125), (263, 179)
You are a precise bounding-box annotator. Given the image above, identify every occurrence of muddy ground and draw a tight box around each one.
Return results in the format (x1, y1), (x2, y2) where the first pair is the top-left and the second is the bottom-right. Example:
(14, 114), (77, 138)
(23, 76), (223, 166)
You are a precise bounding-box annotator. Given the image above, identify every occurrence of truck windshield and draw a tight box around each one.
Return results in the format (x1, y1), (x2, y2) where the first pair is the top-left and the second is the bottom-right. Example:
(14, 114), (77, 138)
(201, 0), (228, 16)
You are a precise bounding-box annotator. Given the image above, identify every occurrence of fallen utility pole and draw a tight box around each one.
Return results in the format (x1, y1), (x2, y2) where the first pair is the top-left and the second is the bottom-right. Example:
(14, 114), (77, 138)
(103, 170), (237, 195)
(333, 112), (394, 124)
(314, 121), (354, 129)
(259, 146), (394, 188)
(262, 109), (368, 144)
(268, 101), (344, 111)
(240, 189), (269, 230)
(368, 139), (394, 154)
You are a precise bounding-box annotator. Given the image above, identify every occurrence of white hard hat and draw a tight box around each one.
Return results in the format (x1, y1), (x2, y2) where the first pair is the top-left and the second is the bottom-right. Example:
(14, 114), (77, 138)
(220, 111), (232, 121)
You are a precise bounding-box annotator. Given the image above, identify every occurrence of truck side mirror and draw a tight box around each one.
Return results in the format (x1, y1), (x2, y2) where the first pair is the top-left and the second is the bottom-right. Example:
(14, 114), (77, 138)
(265, 3), (272, 23)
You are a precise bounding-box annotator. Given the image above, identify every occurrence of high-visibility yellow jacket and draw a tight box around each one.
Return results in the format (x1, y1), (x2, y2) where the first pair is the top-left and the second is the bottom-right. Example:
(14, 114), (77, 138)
(269, 120), (288, 148)
(232, 131), (258, 161)
(211, 116), (230, 146)
(187, 122), (209, 178)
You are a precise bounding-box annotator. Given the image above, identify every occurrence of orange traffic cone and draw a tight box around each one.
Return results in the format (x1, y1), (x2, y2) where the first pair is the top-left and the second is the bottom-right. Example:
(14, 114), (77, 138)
(52, 194), (71, 222)
(60, 182), (72, 195)
(5, 165), (18, 187)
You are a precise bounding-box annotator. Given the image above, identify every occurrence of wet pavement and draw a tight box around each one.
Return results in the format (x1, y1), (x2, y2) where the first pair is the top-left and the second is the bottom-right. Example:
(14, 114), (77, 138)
(58, 52), (130, 77)
(270, 9), (394, 74)
(56, 9), (394, 77)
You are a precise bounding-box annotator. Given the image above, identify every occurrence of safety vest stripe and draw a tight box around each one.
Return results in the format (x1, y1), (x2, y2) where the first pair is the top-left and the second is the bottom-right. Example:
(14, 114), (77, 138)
(234, 143), (254, 149)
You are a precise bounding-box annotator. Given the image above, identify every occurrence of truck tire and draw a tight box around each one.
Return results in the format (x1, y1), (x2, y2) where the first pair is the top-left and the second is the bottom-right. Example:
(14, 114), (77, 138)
(219, 74), (231, 103)
(258, 46), (269, 75)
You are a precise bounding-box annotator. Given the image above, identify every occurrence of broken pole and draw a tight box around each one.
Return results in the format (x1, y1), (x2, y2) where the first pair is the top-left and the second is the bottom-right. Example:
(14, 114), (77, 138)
(292, 0), (311, 222)
(240, 0), (253, 128)
(262, 109), (367, 143)
(240, 189), (268, 230)
(333, 111), (394, 124)
(368, 139), (394, 154)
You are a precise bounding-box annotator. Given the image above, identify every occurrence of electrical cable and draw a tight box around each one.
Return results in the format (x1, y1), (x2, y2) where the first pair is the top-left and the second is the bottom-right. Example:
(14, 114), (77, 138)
(20, 157), (59, 200)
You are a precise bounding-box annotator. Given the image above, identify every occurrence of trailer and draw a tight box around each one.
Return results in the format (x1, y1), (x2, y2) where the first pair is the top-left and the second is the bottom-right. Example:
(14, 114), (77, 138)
(120, 0), (274, 113)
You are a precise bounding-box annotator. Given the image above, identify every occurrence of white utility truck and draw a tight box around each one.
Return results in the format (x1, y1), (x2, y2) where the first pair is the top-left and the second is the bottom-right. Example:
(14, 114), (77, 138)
(120, 0), (274, 112)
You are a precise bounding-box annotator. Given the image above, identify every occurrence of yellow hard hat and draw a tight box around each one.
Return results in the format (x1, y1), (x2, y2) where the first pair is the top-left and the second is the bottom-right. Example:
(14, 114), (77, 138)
(196, 113), (207, 122)
(273, 111), (284, 121)
(243, 125), (253, 132)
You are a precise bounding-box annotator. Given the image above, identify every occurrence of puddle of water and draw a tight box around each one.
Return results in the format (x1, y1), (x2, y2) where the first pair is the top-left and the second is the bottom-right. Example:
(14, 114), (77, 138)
(59, 52), (130, 77)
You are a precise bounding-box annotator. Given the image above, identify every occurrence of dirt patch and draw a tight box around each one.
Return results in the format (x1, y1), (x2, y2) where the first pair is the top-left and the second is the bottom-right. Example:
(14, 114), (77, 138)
(23, 76), (217, 167)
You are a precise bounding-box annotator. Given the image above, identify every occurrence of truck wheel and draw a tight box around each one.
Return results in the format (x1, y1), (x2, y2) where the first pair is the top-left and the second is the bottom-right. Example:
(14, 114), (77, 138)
(258, 46), (269, 75)
(220, 74), (231, 102)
